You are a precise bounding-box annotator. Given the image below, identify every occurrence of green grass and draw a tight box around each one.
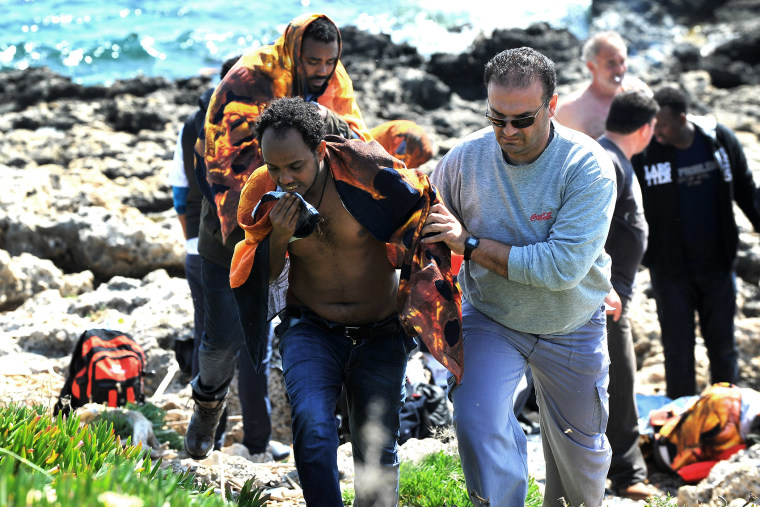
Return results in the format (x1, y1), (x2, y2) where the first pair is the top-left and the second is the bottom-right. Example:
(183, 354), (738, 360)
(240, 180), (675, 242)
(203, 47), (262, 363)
(399, 451), (470, 506)
(342, 486), (356, 505)
(395, 450), (543, 506)
(0, 403), (266, 506)
(525, 476), (543, 506)
(338, 450), (546, 506)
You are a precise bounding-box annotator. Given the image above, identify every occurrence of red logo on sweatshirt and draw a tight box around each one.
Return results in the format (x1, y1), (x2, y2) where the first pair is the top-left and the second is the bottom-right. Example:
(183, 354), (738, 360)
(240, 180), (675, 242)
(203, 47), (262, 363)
(530, 212), (553, 221)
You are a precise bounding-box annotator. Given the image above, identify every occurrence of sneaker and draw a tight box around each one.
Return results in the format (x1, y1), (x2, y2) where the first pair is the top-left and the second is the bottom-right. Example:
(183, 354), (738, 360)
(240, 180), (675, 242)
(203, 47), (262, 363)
(184, 395), (226, 459)
(270, 440), (291, 461)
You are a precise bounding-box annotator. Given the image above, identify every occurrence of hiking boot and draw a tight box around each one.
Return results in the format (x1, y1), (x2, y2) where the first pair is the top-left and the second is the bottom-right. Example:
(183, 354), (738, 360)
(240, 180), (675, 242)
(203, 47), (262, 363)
(184, 396), (226, 459)
(270, 440), (291, 461)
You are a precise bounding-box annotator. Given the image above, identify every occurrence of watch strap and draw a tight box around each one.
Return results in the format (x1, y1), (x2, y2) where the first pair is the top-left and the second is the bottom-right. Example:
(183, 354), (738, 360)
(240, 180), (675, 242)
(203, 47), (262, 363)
(464, 236), (479, 261)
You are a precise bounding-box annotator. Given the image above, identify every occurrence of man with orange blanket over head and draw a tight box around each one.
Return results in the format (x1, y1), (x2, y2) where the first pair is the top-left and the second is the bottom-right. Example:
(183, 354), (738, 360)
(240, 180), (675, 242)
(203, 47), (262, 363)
(185, 13), (373, 461)
(231, 96), (462, 505)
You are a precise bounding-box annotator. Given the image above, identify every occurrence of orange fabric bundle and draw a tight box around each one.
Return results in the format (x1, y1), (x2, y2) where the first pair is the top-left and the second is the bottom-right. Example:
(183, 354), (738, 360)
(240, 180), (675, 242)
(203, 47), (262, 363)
(658, 382), (744, 471)
(201, 13), (371, 242)
(370, 120), (434, 169)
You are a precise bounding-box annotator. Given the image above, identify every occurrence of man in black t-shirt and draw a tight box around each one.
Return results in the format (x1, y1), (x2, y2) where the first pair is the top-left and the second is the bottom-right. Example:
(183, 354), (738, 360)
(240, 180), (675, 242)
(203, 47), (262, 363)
(598, 90), (660, 501)
(633, 86), (760, 400)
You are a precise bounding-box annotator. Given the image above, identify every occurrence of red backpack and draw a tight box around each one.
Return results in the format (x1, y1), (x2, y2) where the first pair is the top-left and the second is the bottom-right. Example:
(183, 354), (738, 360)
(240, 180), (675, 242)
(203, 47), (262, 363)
(54, 329), (146, 415)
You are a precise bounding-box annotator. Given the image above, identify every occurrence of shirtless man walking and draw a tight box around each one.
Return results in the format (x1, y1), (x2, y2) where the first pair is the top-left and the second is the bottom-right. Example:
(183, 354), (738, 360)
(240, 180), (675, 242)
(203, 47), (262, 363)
(555, 31), (650, 139)
(229, 96), (462, 506)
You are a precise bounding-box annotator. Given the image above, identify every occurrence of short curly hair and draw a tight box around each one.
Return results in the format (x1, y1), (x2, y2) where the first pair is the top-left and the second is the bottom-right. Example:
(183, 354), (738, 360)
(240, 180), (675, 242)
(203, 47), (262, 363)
(253, 97), (326, 150)
(303, 17), (338, 44)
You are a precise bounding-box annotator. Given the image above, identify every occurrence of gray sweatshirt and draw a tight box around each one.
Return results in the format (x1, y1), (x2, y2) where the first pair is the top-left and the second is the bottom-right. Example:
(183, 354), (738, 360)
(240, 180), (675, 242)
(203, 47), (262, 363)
(431, 123), (616, 335)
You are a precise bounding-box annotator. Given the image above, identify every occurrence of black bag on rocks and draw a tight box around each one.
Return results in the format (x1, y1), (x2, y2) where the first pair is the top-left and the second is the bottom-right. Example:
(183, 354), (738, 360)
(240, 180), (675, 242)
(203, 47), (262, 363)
(54, 329), (146, 416)
(399, 381), (452, 444)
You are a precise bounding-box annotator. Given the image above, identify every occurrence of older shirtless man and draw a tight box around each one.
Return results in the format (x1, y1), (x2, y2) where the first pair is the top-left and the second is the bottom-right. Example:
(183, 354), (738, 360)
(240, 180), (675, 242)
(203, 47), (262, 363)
(229, 96), (462, 506)
(556, 31), (650, 139)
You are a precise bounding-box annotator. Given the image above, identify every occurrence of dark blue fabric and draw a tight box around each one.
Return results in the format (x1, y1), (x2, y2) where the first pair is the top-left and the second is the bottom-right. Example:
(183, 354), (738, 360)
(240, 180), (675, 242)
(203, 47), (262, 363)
(675, 133), (722, 270)
(333, 166), (424, 243)
(278, 306), (413, 506)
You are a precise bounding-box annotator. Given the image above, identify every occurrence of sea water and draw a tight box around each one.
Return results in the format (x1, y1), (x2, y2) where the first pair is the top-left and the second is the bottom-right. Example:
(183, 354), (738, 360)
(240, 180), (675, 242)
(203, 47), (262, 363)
(0, 0), (591, 85)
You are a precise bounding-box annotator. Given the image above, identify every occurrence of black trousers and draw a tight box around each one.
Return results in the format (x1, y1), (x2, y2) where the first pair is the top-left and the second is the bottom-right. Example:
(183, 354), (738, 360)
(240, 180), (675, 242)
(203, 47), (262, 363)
(606, 299), (647, 489)
(649, 267), (738, 400)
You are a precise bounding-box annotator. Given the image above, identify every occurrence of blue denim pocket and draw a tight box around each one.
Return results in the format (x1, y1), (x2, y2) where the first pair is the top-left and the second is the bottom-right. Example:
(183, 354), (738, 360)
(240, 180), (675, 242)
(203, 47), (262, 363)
(395, 333), (418, 358)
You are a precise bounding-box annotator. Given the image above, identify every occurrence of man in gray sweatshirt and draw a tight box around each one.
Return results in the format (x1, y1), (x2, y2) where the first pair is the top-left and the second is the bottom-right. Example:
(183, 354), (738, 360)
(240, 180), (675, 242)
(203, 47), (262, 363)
(422, 47), (616, 507)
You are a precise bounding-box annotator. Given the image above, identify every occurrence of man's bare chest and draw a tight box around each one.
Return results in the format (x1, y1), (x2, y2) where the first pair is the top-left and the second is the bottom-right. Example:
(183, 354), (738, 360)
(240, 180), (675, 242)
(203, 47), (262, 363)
(288, 191), (376, 258)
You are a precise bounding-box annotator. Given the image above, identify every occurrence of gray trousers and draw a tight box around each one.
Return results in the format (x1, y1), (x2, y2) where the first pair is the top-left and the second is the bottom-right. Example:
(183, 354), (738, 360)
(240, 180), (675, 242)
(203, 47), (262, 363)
(452, 300), (611, 507)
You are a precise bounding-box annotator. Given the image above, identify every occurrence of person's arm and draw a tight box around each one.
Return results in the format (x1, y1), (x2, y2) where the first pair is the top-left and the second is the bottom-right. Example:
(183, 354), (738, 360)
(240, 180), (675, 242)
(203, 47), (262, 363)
(426, 150), (616, 288)
(313, 101), (357, 138)
(601, 144), (625, 321)
(421, 203), (511, 277)
(169, 127), (190, 239)
(425, 150), (515, 277)
(176, 212), (188, 239)
(508, 158), (615, 290)
(719, 124), (760, 231)
(321, 106), (355, 138)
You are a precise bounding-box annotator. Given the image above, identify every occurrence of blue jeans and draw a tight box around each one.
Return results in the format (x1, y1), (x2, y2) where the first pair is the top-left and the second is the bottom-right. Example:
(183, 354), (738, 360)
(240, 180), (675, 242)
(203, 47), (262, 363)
(278, 307), (414, 507)
(649, 267), (738, 399)
(452, 300), (610, 507)
(191, 257), (272, 453)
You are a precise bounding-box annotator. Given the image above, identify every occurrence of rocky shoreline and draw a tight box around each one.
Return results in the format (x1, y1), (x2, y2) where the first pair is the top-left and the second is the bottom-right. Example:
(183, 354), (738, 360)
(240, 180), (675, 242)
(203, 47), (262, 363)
(3, 0), (760, 505)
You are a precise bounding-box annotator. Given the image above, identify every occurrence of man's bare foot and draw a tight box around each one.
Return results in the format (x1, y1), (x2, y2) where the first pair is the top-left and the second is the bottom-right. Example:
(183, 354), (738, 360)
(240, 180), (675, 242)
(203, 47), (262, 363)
(616, 481), (661, 501)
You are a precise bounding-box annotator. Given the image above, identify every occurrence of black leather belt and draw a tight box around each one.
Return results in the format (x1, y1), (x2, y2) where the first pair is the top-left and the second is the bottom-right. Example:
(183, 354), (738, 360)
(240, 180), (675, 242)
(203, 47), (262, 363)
(284, 307), (401, 344)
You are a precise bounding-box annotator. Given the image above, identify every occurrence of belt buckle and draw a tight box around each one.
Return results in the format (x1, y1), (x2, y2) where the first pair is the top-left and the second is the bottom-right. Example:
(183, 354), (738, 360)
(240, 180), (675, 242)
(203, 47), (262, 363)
(344, 326), (362, 345)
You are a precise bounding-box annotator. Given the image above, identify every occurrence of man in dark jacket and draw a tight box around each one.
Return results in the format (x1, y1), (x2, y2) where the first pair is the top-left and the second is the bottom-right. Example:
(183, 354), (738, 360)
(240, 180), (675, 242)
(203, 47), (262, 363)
(632, 86), (760, 400)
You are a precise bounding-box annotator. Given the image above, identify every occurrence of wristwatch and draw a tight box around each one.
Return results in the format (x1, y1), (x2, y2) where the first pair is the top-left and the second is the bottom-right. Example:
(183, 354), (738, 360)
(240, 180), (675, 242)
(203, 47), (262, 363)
(463, 236), (480, 261)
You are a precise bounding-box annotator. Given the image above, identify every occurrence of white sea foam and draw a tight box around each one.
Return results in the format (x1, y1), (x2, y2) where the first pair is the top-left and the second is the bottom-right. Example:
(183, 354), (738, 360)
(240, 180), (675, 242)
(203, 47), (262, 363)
(1, 0), (592, 84)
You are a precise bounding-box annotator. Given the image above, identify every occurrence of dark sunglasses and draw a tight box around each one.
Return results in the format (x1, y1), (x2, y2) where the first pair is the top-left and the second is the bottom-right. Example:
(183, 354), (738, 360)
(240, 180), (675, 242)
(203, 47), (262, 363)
(485, 98), (550, 129)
